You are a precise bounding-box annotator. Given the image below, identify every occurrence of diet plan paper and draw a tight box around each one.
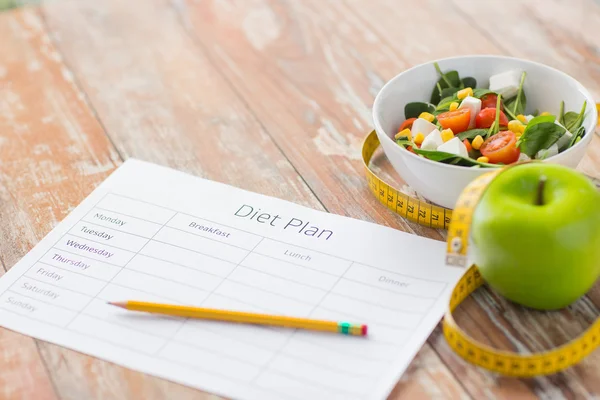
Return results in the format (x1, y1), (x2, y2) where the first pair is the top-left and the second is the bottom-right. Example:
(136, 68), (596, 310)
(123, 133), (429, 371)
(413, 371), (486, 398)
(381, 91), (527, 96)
(0, 159), (463, 400)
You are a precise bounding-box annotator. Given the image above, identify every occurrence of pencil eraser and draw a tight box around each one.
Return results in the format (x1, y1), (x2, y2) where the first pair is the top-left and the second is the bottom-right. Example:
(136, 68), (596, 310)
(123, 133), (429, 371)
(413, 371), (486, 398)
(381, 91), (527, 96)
(361, 325), (368, 336)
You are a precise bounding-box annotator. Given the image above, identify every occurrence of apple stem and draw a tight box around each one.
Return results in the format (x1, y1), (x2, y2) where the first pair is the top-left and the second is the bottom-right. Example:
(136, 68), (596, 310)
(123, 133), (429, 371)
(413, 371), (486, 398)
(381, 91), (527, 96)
(536, 175), (547, 206)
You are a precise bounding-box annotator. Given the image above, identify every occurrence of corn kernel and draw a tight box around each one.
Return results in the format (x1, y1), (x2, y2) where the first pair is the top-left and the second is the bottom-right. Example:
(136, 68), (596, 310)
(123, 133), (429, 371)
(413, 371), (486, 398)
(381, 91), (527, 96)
(414, 132), (425, 145)
(508, 120), (522, 133)
(472, 135), (484, 150)
(441, 129), (454, 143)
(418, 112), (435, 122)
(516, 114), (528, 124)
(457, 87), (473, 100)
(517, 124), (526, 134)
(477, 156), (489, 163)
(540, 111), (551, 116)
(449, 102), (459, 111)
(395, 128), (412, 140)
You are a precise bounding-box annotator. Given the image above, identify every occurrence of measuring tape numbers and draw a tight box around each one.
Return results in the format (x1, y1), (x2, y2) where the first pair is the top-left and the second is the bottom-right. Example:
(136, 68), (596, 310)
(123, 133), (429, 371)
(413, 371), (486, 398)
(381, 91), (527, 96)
(362, 129), (600, 377)
(361, 130), (451, 230)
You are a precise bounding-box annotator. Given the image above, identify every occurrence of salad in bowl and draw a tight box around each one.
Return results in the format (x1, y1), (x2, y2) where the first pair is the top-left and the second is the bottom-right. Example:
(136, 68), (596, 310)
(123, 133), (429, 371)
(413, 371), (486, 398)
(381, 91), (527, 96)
(372, 55), (597, 209)
(395, 62), (589, 168)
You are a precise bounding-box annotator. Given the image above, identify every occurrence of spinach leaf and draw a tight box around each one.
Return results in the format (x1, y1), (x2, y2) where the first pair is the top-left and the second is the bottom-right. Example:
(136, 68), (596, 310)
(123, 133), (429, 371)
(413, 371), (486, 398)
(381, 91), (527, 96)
(461, 77), (477, 89)
(440, 87), (460, 99)
(563, 112), (578, 130)
(458, 129), (488, 141)
(404, 102), (436, 119)
(563, 101), (587, 131)
(504, 91), (527, 116)
(430, 62), (461, 104)
(472, 88), (496, 98)
(436, 95), (458, 112)
(567, 126), (586, 149)
(395, 138), (412, 149)
(558, 101), (565, 125)
(502, 99), (518, 121)
(412, 147), (497, 168)
(526, 115), (556, 128)
(503, 71), (527, 116)
(486, 94), (503, 138)
(517, 122), (565, 158)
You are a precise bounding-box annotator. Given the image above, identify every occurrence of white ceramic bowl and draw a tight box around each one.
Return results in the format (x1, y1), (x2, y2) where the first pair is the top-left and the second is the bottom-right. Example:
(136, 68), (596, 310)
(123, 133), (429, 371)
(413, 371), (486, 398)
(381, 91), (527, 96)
(372, 55), (597, 209)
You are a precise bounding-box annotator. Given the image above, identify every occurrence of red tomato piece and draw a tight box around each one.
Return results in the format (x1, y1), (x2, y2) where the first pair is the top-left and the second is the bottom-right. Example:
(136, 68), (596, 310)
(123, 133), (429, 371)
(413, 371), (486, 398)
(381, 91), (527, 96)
(475, 108), (509, 129)
(480, 130), (520, 164)
(436, 108), (471, 134)
(480, 94), (504, 110)
(463, 139), (473, 153)
(399, 118), (417, 132)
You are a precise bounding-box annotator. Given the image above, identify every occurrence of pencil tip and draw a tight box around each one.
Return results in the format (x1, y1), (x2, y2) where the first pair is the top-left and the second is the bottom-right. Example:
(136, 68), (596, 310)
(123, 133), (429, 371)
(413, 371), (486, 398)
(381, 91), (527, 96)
(107, 301), (127, 308)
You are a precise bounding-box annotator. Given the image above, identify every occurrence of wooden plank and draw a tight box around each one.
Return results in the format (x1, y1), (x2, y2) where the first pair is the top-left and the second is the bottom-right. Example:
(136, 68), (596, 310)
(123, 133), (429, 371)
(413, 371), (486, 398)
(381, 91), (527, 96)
(0, 6), (211, 400)
(41, 0), (471, 398)
(174, 0), (600, 398)
(0, 7), (92, 400)
(339, 0), (600, 398)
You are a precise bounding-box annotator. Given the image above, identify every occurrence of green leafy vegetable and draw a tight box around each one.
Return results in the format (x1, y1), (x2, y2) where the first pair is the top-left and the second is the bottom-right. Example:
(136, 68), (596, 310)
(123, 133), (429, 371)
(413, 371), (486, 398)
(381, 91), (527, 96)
(472, 88), (496, 99)
(558, 101), (565, 125)
(404, 102), (436, 119)
(563, 101), (587, 132)
(505, 91), (527, 117)
(440, 87), (460, 99)
(436, 95), (458, 112)
(517, 122), (565, 157)
(411, 148), (497, 168)
(395, 137), (411, 145)
(430, 62), (461, 104)
(461, 77), (477, 89)
(503, 71), (527, 116)
(458, 129), (488, 141)
(486, 94), (502, 138)
(567, 126), (586, 149)
(526, 115), (556, 128)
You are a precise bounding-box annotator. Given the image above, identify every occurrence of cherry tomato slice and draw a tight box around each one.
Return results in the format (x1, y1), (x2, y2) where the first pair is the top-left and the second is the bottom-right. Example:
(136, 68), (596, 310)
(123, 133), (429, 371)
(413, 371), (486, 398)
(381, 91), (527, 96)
(480, 130), (520, 164)
(436, 108), (471, 134)
(399, 118), (417, 132)
(480, 94), (504, 110)
(475, 108), (509, 129)
(463, 139), (473, 153)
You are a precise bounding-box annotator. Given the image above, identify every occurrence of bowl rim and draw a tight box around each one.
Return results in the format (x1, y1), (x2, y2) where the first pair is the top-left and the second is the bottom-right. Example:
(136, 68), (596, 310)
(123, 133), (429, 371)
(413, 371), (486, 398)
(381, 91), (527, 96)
(372, 54), (598, 171)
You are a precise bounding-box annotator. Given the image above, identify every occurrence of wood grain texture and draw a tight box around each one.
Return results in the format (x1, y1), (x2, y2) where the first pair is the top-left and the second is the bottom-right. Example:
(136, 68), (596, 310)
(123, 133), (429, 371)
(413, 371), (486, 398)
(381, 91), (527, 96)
(40, 0), (468, 398)
(0, 0), (598, 399)
(0, 6), (211, 400)
(0, 7), (114, 400)
(173, 0), (600, 399)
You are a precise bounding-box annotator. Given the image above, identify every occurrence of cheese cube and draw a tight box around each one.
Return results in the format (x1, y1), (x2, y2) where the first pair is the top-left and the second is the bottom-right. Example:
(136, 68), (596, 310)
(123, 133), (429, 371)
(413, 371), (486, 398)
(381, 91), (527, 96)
(554, 121), (573, 150)
(525, 115), (535, 122)
(535, 143), (559, 160)
(518, 153), (531, 162)
(437, 137), (468, 158)
(410, 118), (437, 138)
(458, 96), (481, 129)
(489, 69), (523, 99)
(420, 129), (443, 150)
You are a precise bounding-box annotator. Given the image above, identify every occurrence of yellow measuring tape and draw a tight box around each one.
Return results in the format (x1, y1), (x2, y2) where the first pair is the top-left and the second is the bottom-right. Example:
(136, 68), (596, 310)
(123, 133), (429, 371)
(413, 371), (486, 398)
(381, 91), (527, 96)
(362, 130), (600, 377)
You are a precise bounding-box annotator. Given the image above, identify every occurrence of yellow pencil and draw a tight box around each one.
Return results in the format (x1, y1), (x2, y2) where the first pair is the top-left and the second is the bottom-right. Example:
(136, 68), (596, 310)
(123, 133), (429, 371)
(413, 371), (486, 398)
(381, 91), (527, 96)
(108, 300), (368, 336)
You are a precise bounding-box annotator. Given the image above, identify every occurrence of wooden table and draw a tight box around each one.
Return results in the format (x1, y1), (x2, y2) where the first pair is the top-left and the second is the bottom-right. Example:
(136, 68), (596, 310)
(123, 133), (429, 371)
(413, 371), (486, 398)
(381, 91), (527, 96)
(1, 1), (599, 398)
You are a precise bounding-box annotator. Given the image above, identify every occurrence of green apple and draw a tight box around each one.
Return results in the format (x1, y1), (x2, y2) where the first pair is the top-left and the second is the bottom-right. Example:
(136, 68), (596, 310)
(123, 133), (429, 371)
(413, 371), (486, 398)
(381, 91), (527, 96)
(470, 163), (600, 310)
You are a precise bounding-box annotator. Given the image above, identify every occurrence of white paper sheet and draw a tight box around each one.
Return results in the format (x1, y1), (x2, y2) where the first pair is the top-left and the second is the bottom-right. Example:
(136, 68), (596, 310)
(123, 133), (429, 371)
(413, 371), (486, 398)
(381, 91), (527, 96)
(0, 159), (463, 400)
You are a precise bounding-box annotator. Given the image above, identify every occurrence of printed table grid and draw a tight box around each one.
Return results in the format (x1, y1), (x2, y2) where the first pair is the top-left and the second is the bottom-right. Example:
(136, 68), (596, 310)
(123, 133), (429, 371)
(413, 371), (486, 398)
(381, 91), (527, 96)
(0, 191), (448, 397)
